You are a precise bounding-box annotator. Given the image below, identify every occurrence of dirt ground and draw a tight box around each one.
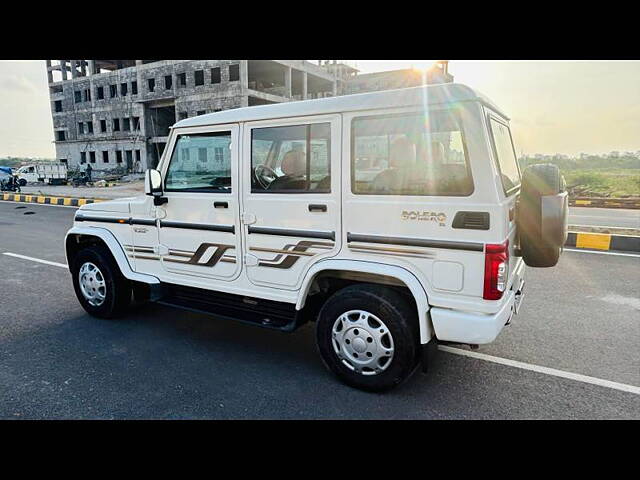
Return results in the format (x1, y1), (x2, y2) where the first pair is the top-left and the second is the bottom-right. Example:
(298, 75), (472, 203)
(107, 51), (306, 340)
(19, 181), (144, 200)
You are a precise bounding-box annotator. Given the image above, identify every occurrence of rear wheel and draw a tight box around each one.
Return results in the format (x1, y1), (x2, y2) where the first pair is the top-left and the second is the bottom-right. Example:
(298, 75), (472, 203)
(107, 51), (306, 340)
(71, 245), (131, 319)
(316, 284), (420, 392)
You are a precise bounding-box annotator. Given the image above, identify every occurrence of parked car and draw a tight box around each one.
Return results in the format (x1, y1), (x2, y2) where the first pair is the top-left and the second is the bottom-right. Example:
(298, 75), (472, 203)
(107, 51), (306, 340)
(64, 84), (568, 391)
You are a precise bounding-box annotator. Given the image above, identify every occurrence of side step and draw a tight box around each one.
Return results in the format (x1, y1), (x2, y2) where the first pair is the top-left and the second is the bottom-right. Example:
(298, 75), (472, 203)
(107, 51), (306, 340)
(157, 283), (300, 332)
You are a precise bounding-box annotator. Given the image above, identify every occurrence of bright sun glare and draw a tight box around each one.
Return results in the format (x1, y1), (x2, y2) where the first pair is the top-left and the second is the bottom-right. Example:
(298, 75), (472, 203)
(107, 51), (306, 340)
(409, 60), (437, 72)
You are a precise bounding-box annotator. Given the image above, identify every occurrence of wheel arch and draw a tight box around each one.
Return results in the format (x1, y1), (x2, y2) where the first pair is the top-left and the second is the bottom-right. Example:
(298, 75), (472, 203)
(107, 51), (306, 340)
(65, 226), (160, 285)
(297, 259), (433, 343)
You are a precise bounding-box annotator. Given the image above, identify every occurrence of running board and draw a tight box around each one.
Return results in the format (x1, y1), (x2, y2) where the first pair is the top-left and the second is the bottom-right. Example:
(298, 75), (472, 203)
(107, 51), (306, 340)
(157, 283), (300, 332)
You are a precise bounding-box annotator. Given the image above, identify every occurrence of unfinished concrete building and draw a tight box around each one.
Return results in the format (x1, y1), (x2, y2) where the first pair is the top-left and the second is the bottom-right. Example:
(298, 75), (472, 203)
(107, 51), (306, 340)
(46, 60), (452, 172)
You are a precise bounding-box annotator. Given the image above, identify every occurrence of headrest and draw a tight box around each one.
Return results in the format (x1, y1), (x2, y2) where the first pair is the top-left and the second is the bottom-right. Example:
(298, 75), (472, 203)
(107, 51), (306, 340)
(389, 137), (416, 168)
(281, 150), (306, 176)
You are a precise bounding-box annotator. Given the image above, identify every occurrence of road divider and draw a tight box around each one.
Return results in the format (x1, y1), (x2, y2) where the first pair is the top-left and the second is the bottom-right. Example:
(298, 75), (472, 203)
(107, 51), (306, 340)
(1, 192), (104, 207)
(566, 231), (640, 253)
(570, 197), (640, 209)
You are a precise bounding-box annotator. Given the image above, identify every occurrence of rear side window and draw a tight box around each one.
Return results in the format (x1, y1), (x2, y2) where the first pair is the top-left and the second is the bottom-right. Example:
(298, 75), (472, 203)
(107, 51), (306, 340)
(489, 117), (521, 195)
(165, 132), (232, 193)
(351, 110), (472, 196)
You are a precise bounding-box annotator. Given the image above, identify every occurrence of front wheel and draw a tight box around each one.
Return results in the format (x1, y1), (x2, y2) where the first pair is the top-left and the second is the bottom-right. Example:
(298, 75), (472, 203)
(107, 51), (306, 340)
(316, 284), (420, 392)
(70, 245), (132, 319)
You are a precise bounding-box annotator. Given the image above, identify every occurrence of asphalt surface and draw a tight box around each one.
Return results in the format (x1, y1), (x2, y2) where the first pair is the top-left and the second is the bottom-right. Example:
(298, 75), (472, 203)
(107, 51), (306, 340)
(569, 207), (640, 229)
(0, 201), (638, 419)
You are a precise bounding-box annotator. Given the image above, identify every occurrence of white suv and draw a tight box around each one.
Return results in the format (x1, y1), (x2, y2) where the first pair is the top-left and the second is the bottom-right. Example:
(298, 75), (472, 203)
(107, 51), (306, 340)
(65, 84), (568, 391)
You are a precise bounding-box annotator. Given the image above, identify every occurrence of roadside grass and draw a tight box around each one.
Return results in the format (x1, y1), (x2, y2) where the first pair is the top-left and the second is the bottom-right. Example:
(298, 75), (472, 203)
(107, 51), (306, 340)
(563, 169), (640, 197)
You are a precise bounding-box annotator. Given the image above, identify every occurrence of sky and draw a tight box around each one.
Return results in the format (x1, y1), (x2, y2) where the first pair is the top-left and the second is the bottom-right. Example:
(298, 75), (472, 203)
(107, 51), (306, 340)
(0, 60), (638, 158)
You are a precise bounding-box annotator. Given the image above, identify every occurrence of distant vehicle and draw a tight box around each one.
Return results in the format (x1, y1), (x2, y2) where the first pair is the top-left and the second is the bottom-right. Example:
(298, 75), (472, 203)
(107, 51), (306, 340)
(0, 170), (21, 192)
(16, 163), (68, 186)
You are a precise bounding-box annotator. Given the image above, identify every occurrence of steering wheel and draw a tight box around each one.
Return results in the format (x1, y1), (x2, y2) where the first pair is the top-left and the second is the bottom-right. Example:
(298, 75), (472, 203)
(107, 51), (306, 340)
(254, 164), (278, 190)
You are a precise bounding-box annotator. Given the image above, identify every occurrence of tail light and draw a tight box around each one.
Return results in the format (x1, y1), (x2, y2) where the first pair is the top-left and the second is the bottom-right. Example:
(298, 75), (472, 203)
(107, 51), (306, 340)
(483, 240), (509, 300)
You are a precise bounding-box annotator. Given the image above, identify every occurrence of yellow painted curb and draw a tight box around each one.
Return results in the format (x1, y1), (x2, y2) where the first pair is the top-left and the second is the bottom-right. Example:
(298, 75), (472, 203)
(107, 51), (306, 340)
(576, 232), (612, 250)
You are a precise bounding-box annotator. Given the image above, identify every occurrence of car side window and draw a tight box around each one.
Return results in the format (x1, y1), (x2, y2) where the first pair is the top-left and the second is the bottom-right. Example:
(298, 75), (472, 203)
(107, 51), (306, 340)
(165, 131), (232, 193)
(489, 117), (521, 195)
(351, 110), (473, 196)
(251, 123), (331, 193)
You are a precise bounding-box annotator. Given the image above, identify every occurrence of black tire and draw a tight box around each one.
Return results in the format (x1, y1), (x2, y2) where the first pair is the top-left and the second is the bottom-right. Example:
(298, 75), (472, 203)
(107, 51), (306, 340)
(518, 163), (566, 268)
(521, 243), (560, 267)
(18, 178), (27, 187)
(70, 245), (132, 319)
(316, 284), (420, 392)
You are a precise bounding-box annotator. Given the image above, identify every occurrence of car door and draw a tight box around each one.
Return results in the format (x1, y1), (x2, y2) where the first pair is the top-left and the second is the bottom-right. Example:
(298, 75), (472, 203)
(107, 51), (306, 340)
(242, 114), (341, 291)
(156, 124), (242, 284)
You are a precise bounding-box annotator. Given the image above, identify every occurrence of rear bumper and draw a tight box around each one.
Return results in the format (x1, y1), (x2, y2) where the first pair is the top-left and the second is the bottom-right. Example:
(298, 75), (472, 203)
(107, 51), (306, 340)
(430, 262), (525, 345)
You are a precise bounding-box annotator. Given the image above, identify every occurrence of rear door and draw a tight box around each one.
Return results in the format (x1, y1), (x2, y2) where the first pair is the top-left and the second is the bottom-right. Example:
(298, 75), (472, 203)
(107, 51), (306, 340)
(343, 106), (488, 298)
(156, 124), (242, 284)
(242, 114), (341, 291)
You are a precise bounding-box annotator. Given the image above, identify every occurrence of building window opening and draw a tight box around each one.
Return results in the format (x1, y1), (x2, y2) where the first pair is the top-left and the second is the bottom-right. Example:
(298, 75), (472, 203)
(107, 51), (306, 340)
(229, 64), (240, 82)
(211, 67), (221, 84)
(194, 70), (204, 86)
(148, 78), (155, 92)
(165, 75), (172, 90)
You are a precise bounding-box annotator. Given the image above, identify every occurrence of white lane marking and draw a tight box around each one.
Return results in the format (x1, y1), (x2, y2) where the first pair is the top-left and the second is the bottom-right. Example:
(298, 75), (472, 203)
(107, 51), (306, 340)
(563, 248), (640, 258)
(438, 345), (640, 395)
(2, 252), (68, 268)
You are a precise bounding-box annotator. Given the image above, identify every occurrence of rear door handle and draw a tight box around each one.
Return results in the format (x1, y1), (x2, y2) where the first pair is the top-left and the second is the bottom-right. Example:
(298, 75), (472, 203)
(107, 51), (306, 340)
(214, 201), (228, 209)
(308, 204), (327, 212)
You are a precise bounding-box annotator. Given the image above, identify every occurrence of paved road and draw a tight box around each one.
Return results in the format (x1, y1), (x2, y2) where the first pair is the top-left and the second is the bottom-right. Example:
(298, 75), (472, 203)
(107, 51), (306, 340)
(0, 201), (638, 419)
(569, 207), (640, 229)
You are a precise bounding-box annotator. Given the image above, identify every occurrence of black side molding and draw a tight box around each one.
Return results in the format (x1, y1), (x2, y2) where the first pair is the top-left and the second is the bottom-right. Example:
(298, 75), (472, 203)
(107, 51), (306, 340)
(131, 218), (156, 226)
(160, 220), (235, 234)
(248, 226), (335, 241)
(347, 233), (484, 252)
(75, 214), (128, 224)
(75, 214), (235, 233)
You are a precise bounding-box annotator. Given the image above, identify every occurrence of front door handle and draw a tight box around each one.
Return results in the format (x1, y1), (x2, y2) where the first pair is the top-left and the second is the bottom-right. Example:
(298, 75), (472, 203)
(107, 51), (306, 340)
(308, 204), (327, 212)
(214, 201), (228, 209)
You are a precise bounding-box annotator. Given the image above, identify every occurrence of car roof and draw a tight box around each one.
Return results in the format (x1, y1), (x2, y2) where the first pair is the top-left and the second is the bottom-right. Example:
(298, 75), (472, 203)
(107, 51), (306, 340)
(173, 83), (508, 129)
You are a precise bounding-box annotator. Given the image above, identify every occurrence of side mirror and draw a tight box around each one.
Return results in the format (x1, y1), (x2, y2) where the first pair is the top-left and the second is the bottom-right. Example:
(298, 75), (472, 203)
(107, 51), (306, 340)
(145, 169), (167, 205)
